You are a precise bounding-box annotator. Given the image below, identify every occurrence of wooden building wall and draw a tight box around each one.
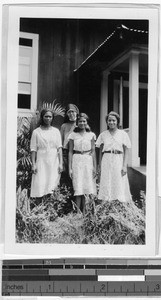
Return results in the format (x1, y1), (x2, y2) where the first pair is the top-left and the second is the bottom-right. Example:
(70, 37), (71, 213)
(20, 19), (112, 101)
(20, 19), (148, 133)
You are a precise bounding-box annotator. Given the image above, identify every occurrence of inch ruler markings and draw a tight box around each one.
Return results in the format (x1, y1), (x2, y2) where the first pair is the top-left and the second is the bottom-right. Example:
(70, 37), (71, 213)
(2, 259), (161, 296)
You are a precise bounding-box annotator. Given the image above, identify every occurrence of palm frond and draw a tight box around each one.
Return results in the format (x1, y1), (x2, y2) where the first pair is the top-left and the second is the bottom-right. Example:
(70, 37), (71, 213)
(42, 99), (65, 117)
(17, 116), (32, 137)
(17, 155), (32, 169)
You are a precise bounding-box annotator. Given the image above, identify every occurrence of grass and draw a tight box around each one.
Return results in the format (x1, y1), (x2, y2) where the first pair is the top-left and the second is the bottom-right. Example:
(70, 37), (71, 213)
(16, 189), (145, 245)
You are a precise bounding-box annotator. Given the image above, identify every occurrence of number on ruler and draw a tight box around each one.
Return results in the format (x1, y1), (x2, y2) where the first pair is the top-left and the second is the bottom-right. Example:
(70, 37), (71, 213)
(100, 284), (106, 292)
(45, 260), (52, 265)
(156, 284), (160, 290)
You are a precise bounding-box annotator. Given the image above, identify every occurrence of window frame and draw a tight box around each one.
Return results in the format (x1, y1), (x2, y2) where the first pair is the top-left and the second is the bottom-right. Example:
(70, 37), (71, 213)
(18, 31), (39, 115)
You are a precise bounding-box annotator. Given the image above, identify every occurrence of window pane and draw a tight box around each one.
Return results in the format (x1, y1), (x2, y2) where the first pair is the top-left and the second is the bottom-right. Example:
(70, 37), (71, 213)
(19, 64), (31, 82)
(19, 38), (32, 47)
(18, 82), (31, 94)
(19, 47), (32, 82)
(18, 94), (31, 109)
(19, 46), (32, 58)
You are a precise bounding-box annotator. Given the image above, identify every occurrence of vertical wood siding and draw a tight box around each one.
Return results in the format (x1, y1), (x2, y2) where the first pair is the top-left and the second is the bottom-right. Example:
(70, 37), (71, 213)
(20, 19), (148, 133)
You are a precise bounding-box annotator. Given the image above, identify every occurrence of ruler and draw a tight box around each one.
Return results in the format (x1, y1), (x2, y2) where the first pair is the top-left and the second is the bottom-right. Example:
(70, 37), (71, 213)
(2, 258), (161, 296)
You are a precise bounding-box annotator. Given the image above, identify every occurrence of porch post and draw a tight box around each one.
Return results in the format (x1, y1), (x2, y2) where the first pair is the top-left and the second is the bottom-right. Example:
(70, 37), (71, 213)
(113, 80), (119, 112)
(100, 70), (110, 132)
(119, 76), (123, 128)
(129, 51), (140, 167)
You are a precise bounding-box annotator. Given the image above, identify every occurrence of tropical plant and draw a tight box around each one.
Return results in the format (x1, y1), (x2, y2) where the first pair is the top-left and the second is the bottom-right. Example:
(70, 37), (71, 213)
(17, 116), (33, 191)
(16, 185), (73, 243)
(134, 190), (146, 213)
(16, 205), (49, 243)
(41, 99), (65, 117)
(17, 186), (30, 213)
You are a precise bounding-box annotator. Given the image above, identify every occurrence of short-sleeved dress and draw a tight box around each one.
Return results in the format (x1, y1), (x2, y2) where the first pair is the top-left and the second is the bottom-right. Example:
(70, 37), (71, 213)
(30, 126), (62, 198)
(68, 131), (96, 196)
(96, 129), (132, 202)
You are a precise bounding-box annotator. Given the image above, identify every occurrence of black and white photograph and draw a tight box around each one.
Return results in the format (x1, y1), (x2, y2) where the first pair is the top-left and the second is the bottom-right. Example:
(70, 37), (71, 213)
(3, 3), (159, 256)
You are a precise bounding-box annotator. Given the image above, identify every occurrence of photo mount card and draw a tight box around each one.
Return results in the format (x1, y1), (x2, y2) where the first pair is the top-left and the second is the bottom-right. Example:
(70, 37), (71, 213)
(2, 2), (159, 257)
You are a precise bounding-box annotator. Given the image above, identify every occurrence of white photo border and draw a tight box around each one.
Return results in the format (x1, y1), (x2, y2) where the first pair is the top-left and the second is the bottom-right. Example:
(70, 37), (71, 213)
(3, 3), (159, 256)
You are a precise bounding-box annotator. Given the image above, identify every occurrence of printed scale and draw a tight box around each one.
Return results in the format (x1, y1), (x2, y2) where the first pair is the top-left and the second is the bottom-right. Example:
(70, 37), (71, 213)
(2, 258), (161, 296)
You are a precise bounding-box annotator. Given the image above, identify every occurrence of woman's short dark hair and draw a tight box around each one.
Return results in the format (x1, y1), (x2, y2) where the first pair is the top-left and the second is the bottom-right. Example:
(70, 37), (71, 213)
(105, 111), (120, 126)
(74, 112), (91, 132)
(39, 108), (54, 126)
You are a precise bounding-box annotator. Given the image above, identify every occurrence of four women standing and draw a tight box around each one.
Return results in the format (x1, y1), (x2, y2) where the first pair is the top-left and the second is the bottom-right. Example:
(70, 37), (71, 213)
(30, 106), (132, 206)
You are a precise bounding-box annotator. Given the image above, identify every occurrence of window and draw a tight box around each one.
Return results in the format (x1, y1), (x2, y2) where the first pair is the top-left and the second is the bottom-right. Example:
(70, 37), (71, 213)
(18, 32), (39, 114)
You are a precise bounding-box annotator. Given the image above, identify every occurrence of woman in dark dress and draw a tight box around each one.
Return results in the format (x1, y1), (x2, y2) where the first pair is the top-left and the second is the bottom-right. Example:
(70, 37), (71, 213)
(60, 103), (79, 189)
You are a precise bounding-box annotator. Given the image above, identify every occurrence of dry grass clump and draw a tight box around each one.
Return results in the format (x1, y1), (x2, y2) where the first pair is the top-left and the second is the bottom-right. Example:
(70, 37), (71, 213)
(43, 213), (84, 243)
(16, 190), (145, 245)
(16, 186), (72, 243)
(83, 196), (145, 244)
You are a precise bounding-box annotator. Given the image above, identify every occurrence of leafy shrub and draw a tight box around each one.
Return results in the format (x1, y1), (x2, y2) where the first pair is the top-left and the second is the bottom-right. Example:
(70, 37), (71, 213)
(17, 186), (30, 213)
(31, 186), (73, 217)
(17, 116), (33, 191)
(16, 186), (48, 243)
(16, 185), (73, 243)
(134, 190), (146, 214)
(16, 204), (51, 243)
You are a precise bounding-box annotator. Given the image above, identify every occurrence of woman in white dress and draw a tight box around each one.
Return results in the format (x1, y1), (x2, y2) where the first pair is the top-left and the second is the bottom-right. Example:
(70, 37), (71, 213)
(30, 108), (63, 198)
(68, 113), (96, 212)
(96, 111), (132, 203)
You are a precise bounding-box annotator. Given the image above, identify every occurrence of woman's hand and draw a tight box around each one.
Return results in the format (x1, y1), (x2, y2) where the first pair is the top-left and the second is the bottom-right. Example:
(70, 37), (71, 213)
(58, 164), (63, 174)
(32, 164), (37, 175)
(69, 168), (73, 179)
(121, 166), (127, 176)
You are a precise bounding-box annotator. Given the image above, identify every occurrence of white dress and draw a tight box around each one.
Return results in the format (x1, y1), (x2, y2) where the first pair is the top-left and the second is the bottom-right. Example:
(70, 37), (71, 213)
(30, 126), (62, 197)
(96, 129), (132, 202)
(68, 131), (96, 196)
